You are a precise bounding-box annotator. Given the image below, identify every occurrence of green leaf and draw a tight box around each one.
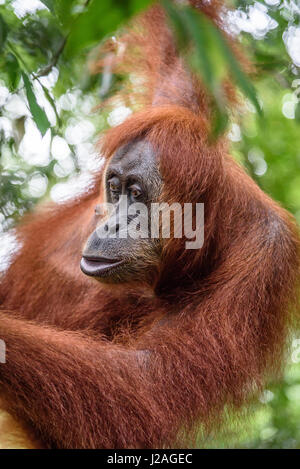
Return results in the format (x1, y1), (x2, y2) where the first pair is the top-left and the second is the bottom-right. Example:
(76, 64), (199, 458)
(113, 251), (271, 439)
(40, 0), (55, 15)
(162, 1), (228, 137)
(54, 0), (77, 27)
(162, 2), (262, 137)
(65, 0), (152, 57)
(211, 103), (229, 140)
(208, 17), (262, 116)
(161, 0), (189, 50)
(41, 83), (62, 128)
(126, 0), (153, 15)
(295, 101), (300, 123)
(0, 14), (8, 50)
(182, 8), (215, 87)
(22, 72), (51, 136)
(5, 53), (21, 92)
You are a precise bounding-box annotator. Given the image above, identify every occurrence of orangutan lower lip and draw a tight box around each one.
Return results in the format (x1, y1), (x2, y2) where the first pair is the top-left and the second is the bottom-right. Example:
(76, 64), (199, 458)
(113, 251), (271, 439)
(80, 256), (124, 277)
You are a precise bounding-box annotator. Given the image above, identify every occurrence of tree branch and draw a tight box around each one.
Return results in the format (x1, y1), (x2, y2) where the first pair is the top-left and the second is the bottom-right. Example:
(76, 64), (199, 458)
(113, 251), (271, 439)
(35, 37), (67, 78)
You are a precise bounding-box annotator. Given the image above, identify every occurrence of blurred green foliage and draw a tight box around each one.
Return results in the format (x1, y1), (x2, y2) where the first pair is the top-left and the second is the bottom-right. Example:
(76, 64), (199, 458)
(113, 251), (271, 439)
(0, 0), (300, 449)
(0, 0), (151, 228)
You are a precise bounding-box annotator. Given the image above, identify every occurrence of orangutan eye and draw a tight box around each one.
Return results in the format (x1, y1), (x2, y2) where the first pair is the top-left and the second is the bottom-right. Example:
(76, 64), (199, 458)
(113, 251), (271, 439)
(129, 185), (142, 199)
(109, 178), (120, 192)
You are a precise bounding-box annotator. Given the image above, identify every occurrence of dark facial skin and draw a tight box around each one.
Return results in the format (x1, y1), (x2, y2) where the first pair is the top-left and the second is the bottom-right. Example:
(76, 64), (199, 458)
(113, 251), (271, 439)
(81, 139), (162, 283)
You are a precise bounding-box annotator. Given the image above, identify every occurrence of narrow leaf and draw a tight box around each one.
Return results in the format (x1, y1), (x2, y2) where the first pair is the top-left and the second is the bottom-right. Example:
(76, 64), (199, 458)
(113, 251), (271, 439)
(211, 104), (229, 140)
(40, 0), (55, 14)
(0, 14), (8, 50)
(5, 53), (21, 92)
(295, 101), (300, 122)
(41, 83), (62, 128)
(181, 8), (214, 87)
(208, 19), (262, 115)
(22, 72), (51, 136)
(161, 0), (189, 49)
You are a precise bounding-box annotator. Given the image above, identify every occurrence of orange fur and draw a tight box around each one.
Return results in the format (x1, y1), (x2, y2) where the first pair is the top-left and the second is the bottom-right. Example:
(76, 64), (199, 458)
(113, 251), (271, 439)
(0, 1), (299, 448)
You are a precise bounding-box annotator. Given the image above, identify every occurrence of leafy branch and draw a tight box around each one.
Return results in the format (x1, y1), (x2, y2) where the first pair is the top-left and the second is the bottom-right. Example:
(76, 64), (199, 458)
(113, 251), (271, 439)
(162, 0), (262, 136)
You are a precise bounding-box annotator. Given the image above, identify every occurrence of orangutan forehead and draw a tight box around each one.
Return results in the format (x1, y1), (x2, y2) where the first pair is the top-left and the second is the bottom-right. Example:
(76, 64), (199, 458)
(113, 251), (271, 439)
(107, 139), (161, 187)
(110, 139), (155, 170)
